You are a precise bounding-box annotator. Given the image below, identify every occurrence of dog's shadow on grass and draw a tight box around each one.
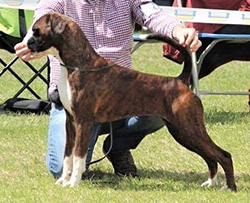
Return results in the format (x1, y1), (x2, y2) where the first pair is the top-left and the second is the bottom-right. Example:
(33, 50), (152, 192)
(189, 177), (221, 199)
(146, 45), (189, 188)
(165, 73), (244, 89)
(204, 109), (249, 125)
(83, 168), (249, 191)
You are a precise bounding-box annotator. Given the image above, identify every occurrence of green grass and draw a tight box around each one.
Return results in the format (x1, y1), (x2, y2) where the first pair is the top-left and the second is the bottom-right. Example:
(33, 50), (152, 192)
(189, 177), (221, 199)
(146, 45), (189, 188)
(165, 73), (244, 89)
(0, 44), (249, 203)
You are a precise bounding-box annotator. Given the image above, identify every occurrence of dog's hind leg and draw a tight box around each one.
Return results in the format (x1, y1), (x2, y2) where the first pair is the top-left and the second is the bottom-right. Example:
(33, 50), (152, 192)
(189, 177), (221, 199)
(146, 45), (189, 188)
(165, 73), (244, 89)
(211, 145), (236, 191)
(164, 92), (236, 191)
(56, 112), (76, 186)
(200, 146), (236, 191)
(200, 157), (218, 188)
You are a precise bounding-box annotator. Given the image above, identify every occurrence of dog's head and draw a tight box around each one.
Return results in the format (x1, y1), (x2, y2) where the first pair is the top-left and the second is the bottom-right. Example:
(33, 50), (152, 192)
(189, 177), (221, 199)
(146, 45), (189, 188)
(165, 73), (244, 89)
(26, 12), (69, 58)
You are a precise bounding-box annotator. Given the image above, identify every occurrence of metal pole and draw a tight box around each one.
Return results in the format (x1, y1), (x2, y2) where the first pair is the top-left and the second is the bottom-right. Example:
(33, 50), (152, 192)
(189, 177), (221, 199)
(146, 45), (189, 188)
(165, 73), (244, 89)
(176, 0), (201, 97)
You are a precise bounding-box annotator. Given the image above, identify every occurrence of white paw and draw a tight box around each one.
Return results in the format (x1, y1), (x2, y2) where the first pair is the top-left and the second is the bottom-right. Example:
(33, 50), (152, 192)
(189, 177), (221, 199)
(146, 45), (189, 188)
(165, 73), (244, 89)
(56, 175), (81, 187)
(201, 176), (217, 188)
(220, 185), (229, 190)
(55, 175), (71, 186)
(70, 180), (81, 187)
(59, 178), (80, 187)
(68, 175), (81, 187)
(201, 180), (212, 187)
(62, 180), (72, 187)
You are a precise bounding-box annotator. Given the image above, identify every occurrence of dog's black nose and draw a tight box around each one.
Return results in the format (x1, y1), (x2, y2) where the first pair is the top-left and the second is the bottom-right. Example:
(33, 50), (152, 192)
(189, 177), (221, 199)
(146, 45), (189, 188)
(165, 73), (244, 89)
(27, 37), (35, 46)
(27, 37), (36, 51)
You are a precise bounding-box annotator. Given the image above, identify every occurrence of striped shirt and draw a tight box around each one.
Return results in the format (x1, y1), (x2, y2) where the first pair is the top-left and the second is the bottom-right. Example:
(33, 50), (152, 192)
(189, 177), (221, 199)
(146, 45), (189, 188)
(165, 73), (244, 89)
(34, 0), (181, 94)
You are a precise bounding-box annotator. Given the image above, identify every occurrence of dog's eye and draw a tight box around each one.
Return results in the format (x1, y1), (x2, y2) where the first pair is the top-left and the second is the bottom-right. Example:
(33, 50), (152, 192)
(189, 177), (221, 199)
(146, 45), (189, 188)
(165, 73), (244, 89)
(33, 28), (40, 37)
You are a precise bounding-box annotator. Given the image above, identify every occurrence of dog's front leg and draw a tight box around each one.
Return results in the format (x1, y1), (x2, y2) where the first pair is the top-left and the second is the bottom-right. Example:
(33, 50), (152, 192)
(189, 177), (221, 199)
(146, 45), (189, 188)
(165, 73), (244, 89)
(56, 112), (76, 186)
(68, 122), (93, 187)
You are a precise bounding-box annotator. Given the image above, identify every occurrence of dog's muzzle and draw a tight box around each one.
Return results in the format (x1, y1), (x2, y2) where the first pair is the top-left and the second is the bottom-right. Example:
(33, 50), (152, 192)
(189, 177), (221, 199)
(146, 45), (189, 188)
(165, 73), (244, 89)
(27, 37), (37, 52)
(27, 37), (39, 52)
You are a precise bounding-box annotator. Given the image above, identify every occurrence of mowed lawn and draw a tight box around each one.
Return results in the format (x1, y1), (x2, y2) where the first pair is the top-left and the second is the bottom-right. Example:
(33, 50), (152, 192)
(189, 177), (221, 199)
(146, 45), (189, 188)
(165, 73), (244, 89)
(0, 43), (249, 203)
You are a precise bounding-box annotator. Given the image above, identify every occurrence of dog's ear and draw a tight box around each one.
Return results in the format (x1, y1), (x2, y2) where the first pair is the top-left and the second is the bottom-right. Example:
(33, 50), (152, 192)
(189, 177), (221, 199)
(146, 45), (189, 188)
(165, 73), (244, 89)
(49, 15), (67, 35)
(53, 20), (67, 34)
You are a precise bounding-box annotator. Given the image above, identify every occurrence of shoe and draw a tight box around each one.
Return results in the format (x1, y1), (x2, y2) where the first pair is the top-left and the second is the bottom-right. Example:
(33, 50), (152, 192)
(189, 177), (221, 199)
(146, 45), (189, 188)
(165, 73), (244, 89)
(103, 139), (138, 177)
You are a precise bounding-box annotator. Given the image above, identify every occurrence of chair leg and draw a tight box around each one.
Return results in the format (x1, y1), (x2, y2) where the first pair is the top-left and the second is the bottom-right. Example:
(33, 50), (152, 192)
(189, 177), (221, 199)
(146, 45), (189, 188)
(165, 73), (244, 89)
(0, 56), (50, 99)
(13, 65), (48, 99)
(24, 61), (48, 84)
(248, 88), (250, 112)
(191, 52), (201, 98)
(0, 56), (19, 77)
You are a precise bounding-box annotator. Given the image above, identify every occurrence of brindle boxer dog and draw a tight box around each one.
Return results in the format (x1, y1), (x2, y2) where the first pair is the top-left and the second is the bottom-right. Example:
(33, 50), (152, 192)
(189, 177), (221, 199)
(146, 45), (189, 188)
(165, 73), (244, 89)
(26, 12), (236, 191)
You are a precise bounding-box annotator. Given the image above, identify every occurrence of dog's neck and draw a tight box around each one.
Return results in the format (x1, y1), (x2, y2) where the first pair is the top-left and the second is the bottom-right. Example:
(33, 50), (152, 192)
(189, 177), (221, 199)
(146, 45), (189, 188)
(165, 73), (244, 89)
(53, 22), (110, 71)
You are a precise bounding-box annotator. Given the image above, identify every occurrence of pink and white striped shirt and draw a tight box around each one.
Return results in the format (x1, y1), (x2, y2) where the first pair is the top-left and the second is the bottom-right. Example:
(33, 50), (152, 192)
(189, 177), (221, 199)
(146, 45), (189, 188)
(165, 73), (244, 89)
(34, 0), (181, 94)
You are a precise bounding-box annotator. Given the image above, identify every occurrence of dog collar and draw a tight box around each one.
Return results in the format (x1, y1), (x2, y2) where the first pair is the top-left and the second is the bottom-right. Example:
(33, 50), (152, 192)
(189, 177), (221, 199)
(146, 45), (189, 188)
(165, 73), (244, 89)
(60, 63), (115, 72)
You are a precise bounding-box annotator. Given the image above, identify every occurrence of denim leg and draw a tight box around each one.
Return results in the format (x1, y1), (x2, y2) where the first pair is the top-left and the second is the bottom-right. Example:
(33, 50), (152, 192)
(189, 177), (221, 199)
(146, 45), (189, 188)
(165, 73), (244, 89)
(46, 103), (66, 179)
(46, 104), (101, 178)
(103, 116), (164, 152)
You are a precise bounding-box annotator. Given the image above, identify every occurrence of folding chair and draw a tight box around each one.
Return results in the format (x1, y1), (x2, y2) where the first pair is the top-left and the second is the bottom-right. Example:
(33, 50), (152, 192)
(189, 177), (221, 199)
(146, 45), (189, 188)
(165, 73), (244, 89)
(192, 33), (250, 97)
(0, 8), (50, 114)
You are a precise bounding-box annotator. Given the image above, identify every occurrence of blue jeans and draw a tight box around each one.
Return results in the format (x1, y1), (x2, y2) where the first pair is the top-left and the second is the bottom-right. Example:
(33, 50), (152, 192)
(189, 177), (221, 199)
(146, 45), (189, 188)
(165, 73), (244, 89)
(46, 103), (164, 179)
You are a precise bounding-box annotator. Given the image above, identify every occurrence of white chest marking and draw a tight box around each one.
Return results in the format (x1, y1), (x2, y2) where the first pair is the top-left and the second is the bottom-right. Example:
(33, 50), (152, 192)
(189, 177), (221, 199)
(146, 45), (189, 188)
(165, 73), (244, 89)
(25, 32), (74, 115)
(58, 66), (73, 115)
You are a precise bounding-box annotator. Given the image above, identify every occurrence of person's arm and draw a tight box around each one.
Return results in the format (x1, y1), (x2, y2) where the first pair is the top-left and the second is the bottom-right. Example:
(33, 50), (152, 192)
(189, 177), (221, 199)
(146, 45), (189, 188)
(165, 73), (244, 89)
(172, 0), (187, 7)
(240, 0), (250, 11)
(34, 0), (64, 22)
(131, 0), (200, 52)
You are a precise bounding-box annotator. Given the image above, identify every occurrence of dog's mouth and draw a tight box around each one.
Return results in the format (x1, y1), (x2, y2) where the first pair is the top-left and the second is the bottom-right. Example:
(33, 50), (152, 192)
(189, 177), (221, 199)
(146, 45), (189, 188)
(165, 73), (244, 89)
(27, 37), (46, 53)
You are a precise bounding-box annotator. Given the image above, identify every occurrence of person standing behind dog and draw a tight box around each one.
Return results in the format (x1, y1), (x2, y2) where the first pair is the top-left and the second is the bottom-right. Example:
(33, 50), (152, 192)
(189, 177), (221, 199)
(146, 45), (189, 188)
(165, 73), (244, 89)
(15, 0), (201, 179)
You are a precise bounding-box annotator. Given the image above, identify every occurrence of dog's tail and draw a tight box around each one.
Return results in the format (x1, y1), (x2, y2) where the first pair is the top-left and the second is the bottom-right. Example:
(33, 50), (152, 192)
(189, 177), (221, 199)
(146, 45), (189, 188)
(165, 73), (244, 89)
(145, 33), (192, 86)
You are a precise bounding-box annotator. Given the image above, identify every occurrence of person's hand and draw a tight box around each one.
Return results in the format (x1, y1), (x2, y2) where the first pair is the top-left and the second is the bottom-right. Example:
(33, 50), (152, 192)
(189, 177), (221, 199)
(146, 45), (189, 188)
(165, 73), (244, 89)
(14, 42), (34, 61)
(172, 25), (201, 52)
